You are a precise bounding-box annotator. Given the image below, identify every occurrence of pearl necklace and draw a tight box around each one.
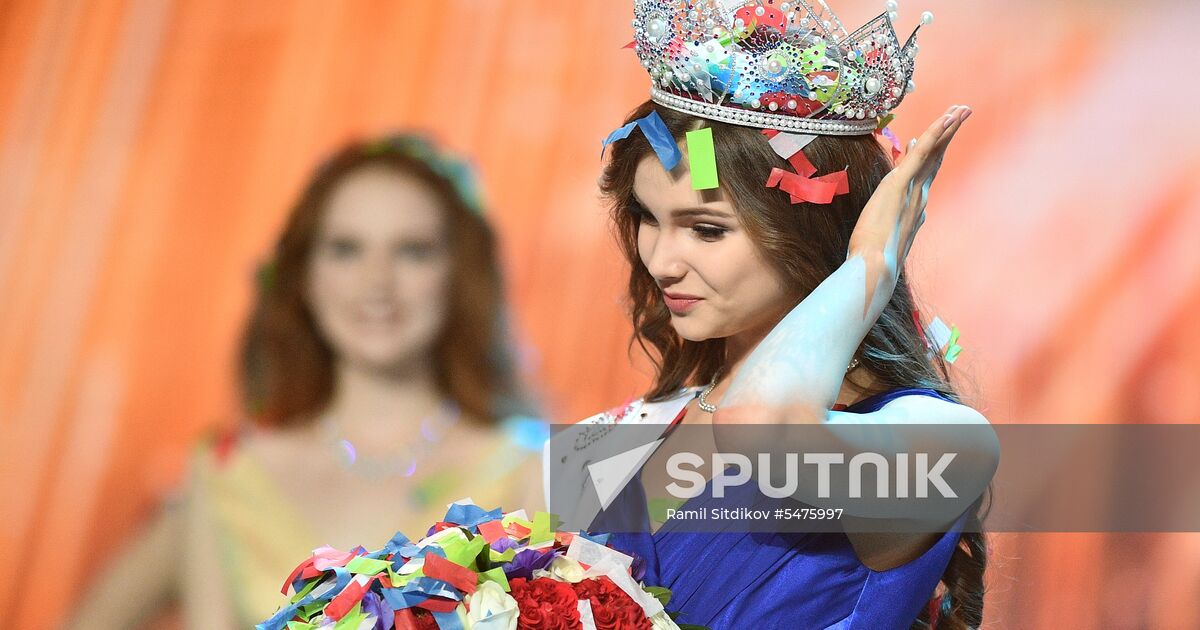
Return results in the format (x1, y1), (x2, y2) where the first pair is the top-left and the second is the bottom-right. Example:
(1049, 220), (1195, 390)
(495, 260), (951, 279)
(697, 358), (861, 414)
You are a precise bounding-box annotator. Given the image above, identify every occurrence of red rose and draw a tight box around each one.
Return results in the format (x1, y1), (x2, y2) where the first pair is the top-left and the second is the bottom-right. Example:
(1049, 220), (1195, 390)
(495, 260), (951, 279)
(571, 578), (651, 630)
(510, 577), (582, 630)
(572, 579), (602, 601)
(394, 607), (441, 630)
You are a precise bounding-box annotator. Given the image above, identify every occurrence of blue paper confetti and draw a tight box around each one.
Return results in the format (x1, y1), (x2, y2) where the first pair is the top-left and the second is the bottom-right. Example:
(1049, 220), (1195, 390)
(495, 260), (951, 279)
(601, 111), (683, 172)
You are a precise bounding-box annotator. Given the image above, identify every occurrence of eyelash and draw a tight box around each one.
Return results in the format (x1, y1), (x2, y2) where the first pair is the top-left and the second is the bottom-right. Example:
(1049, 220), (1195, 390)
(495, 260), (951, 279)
(632, 205), (728, 241)
(325, 240), (441, 260)
(692, 224), (727, 241)
(328, 239), (360, 257)
(404, 242), (447, 262)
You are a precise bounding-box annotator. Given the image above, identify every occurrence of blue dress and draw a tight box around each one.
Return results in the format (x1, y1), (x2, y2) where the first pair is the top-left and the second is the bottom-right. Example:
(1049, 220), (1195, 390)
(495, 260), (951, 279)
(607, 388), (966, 630)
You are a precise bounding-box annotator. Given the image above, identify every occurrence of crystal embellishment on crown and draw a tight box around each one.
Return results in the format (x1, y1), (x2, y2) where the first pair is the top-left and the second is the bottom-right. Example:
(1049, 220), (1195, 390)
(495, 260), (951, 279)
(632, 0), (933, 135)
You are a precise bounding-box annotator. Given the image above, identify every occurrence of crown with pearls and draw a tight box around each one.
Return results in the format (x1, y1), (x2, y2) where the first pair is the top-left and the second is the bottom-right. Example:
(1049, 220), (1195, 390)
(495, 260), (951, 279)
(633, 0), (933, 135)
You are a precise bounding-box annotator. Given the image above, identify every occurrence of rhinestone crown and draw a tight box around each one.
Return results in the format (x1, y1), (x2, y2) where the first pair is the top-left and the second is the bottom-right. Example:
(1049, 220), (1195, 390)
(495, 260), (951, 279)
(633, 0), (930, 135)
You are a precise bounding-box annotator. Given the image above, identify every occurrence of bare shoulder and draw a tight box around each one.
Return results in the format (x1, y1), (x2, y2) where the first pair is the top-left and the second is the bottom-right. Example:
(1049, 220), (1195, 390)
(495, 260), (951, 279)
(841, 394), (991, 570)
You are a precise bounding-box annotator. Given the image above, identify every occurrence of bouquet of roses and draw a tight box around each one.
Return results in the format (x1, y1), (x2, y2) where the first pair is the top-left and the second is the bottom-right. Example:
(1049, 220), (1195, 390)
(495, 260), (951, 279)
(258, 500), (706, 630)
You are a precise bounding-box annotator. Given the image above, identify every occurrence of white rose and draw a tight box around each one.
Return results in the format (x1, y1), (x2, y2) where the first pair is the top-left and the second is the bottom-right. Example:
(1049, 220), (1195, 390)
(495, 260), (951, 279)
(544, 556), (586, 583)
(649, 610), (682, 630)
(463, 580), (519, 630)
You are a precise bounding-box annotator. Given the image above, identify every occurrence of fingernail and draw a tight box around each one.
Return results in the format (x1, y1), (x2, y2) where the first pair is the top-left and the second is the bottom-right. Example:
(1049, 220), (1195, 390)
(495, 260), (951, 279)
(942, 115), (954, 129)
(961, 108), (973, 121)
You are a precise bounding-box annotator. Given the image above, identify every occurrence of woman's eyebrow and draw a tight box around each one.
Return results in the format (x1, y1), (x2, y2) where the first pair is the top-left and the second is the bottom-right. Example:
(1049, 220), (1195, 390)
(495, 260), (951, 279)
(671, 207), (734, 219)
(631, 192), (733, 218)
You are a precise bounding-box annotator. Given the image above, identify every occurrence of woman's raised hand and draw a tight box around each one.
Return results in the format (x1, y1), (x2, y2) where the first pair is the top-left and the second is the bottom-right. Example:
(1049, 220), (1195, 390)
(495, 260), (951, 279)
(848, 105), (972, 273)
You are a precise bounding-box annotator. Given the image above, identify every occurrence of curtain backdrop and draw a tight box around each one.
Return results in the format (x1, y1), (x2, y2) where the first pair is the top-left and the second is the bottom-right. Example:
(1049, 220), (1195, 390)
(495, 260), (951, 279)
(2, 1), (1199, 627)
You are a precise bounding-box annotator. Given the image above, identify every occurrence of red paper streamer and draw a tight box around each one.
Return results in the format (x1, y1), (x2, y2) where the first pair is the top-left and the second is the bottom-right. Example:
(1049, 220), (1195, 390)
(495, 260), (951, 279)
(280, 557), (314, 595)
(913, 309), (929, 348)
(766, 167), (849, 205)
(478, 520), (508, 544)
(300, 565), (324, 581)
(416, 597), (461, 613)
(760, 129), (850, 205)
(504, 522), (532, 539)
(787, 149), (819, 177)
(422, 553), (478, 595)
(325, 579), (369, 620)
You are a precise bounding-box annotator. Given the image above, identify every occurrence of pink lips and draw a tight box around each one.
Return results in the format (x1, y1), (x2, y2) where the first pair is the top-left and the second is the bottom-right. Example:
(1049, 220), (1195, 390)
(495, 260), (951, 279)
(663, 292), (702, 314)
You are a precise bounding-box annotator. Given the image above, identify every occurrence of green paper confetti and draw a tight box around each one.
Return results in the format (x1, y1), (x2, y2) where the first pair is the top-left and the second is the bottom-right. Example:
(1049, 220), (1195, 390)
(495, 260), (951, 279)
(261, 498), (703, 630)
(489, 547), (517, 564)
(479, 566), (511, 592)
(345, 556), (391, 575)
(501, 514), (533, 529)
(333, 603), (365, 629)
(530, 511), (558, 545)
(389, 567), (423, 588)
(685, 128), (719, 191)
(944, 326), (963, 363)
(289, 578), (321, 604)
(442, 533), (488, 569)
(647, 497), (688, 524)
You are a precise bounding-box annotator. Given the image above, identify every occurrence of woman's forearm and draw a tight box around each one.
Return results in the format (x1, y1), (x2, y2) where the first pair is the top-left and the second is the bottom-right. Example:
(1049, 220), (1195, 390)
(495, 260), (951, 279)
(720, 248), (898, 422)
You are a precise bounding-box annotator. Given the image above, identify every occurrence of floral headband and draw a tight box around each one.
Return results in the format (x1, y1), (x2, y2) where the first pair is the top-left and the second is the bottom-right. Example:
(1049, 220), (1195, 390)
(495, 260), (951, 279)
(359, 133), (486, 216)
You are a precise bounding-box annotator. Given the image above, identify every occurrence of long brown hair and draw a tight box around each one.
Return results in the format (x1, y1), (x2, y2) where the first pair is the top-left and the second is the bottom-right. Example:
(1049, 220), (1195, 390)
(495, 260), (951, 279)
(239, 134), (529, 428)
(601, 100), (988, 629)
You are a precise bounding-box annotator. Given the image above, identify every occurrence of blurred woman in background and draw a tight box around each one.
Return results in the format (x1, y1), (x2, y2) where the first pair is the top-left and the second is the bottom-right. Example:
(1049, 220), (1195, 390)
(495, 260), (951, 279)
(68, 134), (545, 628)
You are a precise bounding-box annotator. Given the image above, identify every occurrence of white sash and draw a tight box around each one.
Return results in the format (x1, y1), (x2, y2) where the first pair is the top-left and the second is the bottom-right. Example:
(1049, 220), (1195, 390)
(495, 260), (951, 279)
(542, 389), (699, 531)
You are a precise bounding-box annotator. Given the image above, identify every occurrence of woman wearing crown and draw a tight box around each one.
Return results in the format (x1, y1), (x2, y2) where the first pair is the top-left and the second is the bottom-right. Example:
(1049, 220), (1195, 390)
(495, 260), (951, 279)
(549, 1), (998, 628)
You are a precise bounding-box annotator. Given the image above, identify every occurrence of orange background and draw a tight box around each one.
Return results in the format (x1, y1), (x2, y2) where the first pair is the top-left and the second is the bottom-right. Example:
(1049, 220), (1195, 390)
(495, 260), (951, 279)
(2, 1), (1199, 628)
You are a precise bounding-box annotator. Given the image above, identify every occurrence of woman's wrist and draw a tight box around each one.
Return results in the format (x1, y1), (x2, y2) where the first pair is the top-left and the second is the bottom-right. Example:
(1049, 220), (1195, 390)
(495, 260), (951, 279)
(847, 245), (899, 287)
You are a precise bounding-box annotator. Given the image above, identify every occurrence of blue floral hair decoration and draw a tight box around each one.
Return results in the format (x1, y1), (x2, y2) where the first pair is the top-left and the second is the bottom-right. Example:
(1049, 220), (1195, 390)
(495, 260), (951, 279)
(361, 133), (486, 216)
